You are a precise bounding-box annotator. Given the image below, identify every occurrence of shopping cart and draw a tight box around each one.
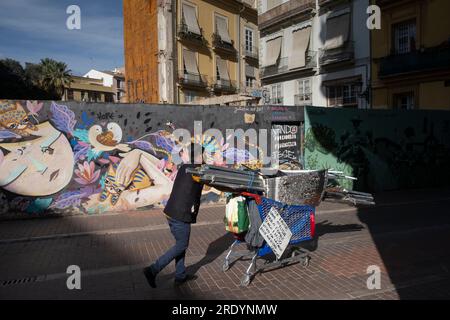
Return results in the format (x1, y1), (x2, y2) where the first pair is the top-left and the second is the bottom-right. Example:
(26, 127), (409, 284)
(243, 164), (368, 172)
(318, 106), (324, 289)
(222, 193), (316, 287)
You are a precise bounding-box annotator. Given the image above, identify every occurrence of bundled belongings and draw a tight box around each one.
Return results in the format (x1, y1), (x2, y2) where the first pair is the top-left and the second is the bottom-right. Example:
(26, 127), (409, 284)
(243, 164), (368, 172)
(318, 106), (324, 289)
(188, 165), (329, 206)
(187, 165), (265, 193)
(224, 195), (250, 234)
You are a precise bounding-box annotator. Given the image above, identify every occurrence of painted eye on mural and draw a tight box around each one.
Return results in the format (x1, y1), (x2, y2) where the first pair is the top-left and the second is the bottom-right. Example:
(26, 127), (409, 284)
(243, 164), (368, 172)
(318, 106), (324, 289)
(7, 123), (18, 130)
(20, 117), (30, 125)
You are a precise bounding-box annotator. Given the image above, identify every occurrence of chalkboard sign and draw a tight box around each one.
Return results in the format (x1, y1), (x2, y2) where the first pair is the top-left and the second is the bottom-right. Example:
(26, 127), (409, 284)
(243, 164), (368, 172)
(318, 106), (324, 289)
(271, 122), (302, 167)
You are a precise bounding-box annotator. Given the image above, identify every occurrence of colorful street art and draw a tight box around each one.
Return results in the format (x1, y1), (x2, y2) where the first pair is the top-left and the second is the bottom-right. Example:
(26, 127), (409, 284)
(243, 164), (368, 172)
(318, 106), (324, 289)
(0, 100), (277, 216)
(304, 107), (450, 192)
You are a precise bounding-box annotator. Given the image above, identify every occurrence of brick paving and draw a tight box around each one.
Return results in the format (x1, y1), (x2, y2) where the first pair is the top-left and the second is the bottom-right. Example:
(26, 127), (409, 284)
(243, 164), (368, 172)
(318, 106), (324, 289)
(0, 188), (450, 300)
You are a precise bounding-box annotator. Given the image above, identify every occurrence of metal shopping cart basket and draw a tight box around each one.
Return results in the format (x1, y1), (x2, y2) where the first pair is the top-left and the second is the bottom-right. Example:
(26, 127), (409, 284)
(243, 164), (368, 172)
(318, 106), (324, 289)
(222, 193), (316, 287)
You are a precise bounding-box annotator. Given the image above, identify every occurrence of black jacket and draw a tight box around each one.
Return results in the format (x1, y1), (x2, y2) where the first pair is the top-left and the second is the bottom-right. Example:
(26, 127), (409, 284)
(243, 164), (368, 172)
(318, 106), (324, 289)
(163, 164), (204, 224)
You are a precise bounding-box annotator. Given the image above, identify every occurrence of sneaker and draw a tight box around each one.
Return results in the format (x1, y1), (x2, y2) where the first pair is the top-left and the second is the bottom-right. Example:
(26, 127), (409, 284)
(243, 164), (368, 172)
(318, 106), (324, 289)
(174, 274), (198, 286)
(143, 266), (157, 288)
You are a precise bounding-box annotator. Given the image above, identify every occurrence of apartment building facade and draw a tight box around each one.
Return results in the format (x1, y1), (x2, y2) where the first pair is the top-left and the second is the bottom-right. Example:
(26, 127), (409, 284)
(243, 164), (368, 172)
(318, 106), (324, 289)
(84, 69), (128, 103)
(62, 76), (116, 103)
(371, 0), (450, 110)
(259, 0), (371, 108)
(123, 0), (260, 105)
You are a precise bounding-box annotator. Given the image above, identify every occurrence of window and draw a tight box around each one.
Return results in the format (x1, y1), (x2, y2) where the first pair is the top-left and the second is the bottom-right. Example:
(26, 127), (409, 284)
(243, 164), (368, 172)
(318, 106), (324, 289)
(182, 3), (201, 35)
(394, 92), (415, 110)
(327, 84), (360, 107)
(393, 20), (416, 55)
(246, 76), (255, 88)
(67, 89), (74, 100)
(184, 91), (197, 103)
(270, 84), (283, 104)
(245, 28), (254, 52)
(215, 15), (232, 44)
(105, 94), (114, 103)
(81, 91), (88, 102)
(88, 92), (100, 102)
(296, 79), (311, 106)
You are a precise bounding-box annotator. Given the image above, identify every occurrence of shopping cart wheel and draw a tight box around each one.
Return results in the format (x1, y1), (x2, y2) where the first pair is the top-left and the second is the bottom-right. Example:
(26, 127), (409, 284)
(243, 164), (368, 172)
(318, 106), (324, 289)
(302, 256), (310, 267)
(241, 274), (251, 287)
(222, 261), (230, 272)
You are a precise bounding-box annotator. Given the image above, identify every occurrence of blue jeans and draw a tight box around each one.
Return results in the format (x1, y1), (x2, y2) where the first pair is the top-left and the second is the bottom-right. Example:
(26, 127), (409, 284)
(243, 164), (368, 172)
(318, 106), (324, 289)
(150, 217), (191, 280)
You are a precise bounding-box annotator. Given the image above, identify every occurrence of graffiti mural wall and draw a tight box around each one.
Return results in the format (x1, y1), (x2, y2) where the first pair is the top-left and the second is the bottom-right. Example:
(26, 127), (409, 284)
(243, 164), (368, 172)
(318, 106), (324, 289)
(0, 100), (304, 216)
(304, 107), (450, 192)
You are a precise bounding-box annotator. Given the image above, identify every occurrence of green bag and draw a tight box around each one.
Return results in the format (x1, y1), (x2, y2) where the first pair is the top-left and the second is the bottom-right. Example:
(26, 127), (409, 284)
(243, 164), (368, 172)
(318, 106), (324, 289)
(224, 196), (250, 234)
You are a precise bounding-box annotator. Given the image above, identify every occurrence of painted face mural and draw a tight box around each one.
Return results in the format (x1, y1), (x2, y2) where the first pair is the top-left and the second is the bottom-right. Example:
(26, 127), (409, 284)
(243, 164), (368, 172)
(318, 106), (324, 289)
(0, 100), (261, 215)
(0, 120), (75, 197)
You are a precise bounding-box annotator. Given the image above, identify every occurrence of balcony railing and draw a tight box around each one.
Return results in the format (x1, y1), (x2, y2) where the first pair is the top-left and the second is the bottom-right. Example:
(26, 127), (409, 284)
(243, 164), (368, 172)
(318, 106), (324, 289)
(259, 0), (315, 32)
(269, 97), (284, 105)
(260, 51), (317, 78)
(212, 33), (236, 54)
(213, 78), (237, 92)
(243, 45), (259, 60)
(178, 71), (208, 88)
(379, 45), (450, 78)
(177, 23), (206, 45)
(294, 94), (312, 106)
(319, 41), (355, 66)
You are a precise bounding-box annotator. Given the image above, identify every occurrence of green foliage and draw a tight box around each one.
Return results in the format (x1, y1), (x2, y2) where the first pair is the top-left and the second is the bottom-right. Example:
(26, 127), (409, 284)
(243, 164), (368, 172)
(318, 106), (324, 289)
(0, 57), (72, 100)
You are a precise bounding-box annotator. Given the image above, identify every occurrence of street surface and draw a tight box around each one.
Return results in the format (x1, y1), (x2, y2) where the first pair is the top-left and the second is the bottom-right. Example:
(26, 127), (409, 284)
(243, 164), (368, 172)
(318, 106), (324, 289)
(1, 188), (450, 300)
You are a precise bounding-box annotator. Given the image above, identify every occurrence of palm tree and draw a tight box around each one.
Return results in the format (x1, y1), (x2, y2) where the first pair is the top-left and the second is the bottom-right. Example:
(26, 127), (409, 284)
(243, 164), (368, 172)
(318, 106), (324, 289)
(39, 58), (72, 98)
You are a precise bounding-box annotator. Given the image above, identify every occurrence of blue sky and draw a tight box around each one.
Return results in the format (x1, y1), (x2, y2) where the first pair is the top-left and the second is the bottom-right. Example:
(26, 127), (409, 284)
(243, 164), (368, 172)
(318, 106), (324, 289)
(0, 0), (124, 75)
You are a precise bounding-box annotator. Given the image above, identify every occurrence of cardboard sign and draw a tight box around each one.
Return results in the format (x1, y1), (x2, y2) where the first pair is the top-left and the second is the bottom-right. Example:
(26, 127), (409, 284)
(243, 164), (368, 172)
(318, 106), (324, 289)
(259, 207), (292, 259)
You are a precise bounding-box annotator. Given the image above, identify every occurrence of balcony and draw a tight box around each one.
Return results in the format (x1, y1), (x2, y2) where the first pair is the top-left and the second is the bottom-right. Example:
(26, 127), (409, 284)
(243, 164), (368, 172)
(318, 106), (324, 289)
(177, 23), (206, 45)
(259, 0), (315, 32)
(178, 71), (208, 89)
(212, 33), (236, 55)
(243, 45), (259, 60)
(294, 93), (312, 106)
(269, 97), (284, 105)
(319, 41), (354, 66)
(378, 45), (450, 78)
(213, 78), (237, 93)
(260, 51), (317, 78)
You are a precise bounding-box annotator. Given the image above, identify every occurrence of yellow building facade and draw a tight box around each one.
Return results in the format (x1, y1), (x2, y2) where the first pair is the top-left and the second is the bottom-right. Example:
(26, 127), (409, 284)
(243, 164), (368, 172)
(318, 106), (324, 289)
(176, 0), (259, 104)
(123, 0), (258, 105)
(371, 0), (450, 110)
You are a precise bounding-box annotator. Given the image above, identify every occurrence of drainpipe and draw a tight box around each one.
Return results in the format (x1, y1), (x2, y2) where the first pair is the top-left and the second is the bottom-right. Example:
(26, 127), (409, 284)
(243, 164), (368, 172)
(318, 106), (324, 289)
(171, 0), (178, 104)
(238, 3), (245, 98)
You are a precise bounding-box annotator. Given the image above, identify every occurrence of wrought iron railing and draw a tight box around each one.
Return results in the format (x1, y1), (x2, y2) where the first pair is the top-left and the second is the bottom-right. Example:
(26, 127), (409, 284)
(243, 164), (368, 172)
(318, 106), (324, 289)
(270, 97), (284, 105)
(260, 51), (317, 78)
(178, 71), (208, 88)
(242, 45), (259, 60)
(212, 33), (236, 53)
(259, 0), (315, 32)
(294, 94), (312, 106)
(177, 23), (205, 45)
(319, 41), (355, 66)
(213, 78), (237, 92)
(379, 45), (450, 78)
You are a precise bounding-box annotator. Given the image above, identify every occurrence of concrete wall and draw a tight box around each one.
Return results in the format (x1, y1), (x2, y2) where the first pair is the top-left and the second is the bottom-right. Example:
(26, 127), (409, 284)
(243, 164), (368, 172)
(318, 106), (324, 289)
(0, 100), (303, 217)
(304, 106), (450, 192)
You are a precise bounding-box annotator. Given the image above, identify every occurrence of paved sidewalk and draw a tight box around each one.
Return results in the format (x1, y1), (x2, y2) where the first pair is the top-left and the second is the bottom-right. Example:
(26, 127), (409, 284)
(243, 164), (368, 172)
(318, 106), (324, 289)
(1, 188), (450, 300)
